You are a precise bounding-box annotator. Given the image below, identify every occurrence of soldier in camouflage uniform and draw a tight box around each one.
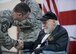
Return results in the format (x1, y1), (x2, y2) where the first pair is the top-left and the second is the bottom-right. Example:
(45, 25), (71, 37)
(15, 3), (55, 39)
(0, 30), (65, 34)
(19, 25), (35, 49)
(0, 0), (42, 53)
(0, 3), (32, 54)
(14, 0), (42, 53)
(14, 0), (42, 42)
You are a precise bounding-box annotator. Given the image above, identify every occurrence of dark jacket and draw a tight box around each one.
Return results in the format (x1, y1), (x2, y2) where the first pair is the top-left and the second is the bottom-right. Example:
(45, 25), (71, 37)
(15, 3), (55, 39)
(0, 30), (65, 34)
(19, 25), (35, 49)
(24, 25), (69, 54)
(0, 47), (2, 54)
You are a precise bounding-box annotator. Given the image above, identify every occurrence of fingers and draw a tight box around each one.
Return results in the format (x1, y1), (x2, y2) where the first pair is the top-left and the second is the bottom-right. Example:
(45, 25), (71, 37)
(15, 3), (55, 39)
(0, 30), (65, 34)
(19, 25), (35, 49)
(15, 39), (24, 50)
(31, 52), (35, 54)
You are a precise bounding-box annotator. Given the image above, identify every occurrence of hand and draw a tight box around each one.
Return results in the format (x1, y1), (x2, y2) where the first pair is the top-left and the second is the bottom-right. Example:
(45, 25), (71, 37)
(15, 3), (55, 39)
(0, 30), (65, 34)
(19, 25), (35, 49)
(15, 39), (24, 50)
(31, 52), (35, 54)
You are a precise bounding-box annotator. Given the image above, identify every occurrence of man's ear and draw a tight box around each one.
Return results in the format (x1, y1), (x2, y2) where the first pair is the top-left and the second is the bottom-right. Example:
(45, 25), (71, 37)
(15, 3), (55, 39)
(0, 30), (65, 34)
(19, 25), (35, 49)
(23, 12), (30, 19)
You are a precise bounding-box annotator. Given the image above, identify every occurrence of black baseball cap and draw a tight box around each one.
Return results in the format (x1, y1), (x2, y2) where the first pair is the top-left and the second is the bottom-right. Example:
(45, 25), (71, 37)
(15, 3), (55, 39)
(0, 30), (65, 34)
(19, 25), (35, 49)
(39, 12), (57, 21)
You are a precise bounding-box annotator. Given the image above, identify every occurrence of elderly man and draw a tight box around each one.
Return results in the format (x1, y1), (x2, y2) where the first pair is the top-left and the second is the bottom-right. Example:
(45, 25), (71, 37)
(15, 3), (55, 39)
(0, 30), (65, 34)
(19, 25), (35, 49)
(22, 12), (69, 54)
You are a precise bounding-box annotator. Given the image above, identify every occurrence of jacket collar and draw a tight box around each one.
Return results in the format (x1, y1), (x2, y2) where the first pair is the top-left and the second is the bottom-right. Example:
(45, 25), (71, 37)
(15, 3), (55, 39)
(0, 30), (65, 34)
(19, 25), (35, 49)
(51, 25), (60, 36)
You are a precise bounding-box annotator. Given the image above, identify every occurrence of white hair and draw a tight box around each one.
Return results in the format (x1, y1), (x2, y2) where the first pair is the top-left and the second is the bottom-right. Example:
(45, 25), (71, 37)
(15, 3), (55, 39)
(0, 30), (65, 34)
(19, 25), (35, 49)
(42, 20), (59, 34)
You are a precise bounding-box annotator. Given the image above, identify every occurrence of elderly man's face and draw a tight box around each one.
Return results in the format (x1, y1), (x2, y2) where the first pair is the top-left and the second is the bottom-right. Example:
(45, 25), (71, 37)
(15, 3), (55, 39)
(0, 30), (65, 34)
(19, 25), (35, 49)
(12, 12), (30, 21)
(42, 19), (56, 34)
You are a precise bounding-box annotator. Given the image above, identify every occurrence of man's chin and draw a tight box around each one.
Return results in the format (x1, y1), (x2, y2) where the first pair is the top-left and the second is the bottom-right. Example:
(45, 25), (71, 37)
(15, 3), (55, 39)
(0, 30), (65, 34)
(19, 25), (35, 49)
(44, 28), (52, 34)
(44, 29), (49, 34)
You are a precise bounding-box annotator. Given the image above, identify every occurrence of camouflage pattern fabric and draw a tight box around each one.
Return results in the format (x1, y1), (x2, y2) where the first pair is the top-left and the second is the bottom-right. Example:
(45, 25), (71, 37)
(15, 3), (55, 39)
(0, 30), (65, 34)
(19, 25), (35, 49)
(0, 14), (16, 50)
(14, 0), (42, 42)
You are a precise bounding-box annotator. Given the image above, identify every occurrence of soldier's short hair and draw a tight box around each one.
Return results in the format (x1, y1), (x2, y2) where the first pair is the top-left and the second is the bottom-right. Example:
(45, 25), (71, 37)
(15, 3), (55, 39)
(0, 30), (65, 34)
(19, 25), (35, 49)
(13, 3), (31, 15)
(20, 0), (25, 2)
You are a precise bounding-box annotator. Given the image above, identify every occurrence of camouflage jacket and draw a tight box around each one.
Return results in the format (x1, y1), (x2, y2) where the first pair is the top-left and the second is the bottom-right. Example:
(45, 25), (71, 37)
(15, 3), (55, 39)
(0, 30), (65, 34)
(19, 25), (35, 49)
(0, 12), (16, 50)
(14, 0), (42, 42)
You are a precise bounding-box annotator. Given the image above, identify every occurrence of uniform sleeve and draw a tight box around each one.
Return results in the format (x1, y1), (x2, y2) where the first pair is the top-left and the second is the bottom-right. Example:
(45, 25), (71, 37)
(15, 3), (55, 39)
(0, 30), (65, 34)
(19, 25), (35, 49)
(0, 31), (5, 45)
(1, 18), (10, 33)
(3, 33), (16, 50)
(0, 17), (16, 50)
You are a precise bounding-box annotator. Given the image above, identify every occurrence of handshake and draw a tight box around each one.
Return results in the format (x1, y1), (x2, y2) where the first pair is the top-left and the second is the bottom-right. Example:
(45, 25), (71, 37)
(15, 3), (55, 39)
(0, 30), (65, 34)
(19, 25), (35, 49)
(15, 40), (35, 54)
(15, 39), (24, 50)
